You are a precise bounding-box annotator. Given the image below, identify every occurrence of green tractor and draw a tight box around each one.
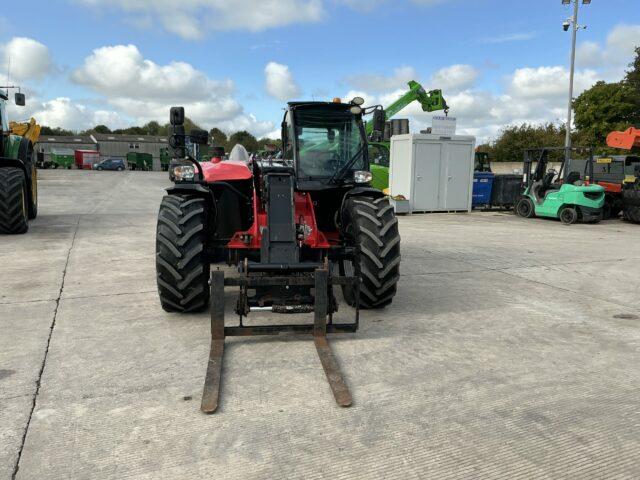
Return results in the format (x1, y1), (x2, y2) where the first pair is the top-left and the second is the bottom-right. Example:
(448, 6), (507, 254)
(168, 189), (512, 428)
(516, 147), (605, 225)
(0, 88), (38, 234)
(366, 80), (449, 190)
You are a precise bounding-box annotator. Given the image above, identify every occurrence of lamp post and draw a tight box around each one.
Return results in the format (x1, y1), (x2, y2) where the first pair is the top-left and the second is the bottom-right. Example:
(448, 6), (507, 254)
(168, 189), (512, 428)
(562, 0), (590, 160)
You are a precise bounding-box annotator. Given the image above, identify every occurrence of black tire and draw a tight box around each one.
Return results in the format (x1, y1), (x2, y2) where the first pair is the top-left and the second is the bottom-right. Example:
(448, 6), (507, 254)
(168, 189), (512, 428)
(117, 166), (124, 171)
(0, 167), (29, 234)
(560, 207), (578, 225)
(516, 197), (535, 218)
(97, 166), (103, 171)
(622, 181), (640, 224)
(340, 196), (400, 309)
(156, 195), (210, 312)
(28, 164), (38, 219)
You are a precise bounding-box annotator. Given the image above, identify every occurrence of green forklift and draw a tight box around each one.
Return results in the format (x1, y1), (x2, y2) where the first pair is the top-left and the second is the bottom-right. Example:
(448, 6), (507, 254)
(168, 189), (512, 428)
(366, 80), (448, 190)
(516, 147), (605, 225)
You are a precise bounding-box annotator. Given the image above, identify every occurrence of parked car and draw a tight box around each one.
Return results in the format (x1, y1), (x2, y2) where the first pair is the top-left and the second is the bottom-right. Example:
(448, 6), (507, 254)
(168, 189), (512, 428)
(95, 158), (125, 171)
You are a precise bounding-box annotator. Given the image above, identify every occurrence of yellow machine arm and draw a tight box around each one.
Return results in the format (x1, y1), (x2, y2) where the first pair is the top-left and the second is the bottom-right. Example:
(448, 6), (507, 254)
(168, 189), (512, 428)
(9, 117), (41, 144)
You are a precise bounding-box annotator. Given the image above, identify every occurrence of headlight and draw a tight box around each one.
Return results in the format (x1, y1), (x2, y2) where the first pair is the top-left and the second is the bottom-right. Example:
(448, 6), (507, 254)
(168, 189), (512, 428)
(173, 165), (195, 181)
(353, 170), (372, 184)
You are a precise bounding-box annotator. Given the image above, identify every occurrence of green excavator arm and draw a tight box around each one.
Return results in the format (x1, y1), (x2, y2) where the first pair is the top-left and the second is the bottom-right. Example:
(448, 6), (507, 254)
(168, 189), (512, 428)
(365, 80), (449, 136)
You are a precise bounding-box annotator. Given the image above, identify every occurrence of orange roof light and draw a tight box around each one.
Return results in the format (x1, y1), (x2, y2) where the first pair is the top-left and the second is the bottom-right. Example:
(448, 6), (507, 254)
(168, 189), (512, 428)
(332, 97), (341, 103)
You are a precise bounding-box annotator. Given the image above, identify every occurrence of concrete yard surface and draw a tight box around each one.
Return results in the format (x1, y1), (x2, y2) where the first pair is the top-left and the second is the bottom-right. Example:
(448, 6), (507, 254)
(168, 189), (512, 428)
(1, 170), (639, 479)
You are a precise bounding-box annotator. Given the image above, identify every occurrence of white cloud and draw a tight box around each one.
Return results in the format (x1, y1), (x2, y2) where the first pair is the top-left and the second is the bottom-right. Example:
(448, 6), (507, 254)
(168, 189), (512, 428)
(576, 24), (640, 75)
(75, 0), (324, 39)
(1, 37), (52, 80)
(264, 62), (301, 101)
(8, 97), (129, 131)
(429, 64), (479, 92)
(346, 66), (417, 93)
(71, 44), (274, 135)
(508, 66), (599, 100)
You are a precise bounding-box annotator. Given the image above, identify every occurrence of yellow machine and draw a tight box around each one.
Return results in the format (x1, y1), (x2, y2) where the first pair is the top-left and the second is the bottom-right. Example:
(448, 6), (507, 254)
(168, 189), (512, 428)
(9, 117), (41, 144)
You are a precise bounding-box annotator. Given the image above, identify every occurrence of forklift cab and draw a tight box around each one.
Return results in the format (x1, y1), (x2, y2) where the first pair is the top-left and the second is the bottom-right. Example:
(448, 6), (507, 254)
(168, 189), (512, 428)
(523, 147), (592, 203)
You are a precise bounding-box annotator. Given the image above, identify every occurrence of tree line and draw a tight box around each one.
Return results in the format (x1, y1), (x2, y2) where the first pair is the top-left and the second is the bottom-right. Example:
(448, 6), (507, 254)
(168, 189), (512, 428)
(40, 119), (281, 154)
(478, 47), (640, 161)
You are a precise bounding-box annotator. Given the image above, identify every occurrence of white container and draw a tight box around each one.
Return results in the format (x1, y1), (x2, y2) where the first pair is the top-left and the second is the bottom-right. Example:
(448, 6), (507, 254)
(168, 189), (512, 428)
(389, 133), (475, 213)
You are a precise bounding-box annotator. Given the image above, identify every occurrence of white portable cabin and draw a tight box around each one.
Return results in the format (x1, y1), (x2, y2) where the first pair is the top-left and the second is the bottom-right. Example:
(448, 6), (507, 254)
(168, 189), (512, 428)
(389, 133), (476, 213)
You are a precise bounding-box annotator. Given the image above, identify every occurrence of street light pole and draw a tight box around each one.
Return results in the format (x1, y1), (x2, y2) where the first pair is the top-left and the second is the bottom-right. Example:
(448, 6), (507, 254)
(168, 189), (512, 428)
(564, 0), (589, 160)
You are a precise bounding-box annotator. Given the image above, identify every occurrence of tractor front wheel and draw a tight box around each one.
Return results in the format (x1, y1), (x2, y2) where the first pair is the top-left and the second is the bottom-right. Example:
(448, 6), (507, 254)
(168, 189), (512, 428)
(560, 207), (578, 225)
(156, 195), (210, 312)
(0, 167), (29, 234)
(340, 196), (401, 309)
(516, 197), (535, 218)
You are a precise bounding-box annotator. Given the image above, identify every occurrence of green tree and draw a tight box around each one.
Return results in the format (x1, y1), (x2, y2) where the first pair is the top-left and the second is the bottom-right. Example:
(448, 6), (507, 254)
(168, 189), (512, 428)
(209, 127), (229, 151)
(492, 123), (567, 162)
(228, 130), (259, 153)
(257, 137), (282, 151)
(625, 46), (640, 92)
(143, 121), (162, 136)
(40, 126), (75, 136)
(573, 81), (638, 148)
(92, 124), (111, 134)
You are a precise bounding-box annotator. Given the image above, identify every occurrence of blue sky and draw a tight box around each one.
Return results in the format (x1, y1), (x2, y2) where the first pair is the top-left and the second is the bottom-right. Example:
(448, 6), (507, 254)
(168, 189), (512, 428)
(1, 0), (639, 141)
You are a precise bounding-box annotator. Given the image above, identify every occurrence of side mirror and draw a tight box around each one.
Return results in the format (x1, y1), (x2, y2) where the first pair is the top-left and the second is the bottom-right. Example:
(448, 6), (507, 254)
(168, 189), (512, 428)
(170, 106), (184, 126)
(372, 109), (386, 133)
(327, 129), (335, 142)
(15, 92), (25, 106)
(190, 129), (208, 145)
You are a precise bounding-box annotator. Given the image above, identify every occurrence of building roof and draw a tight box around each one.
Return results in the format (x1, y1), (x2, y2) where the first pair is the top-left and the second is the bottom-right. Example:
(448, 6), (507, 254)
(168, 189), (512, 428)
(38, 133), (169, 144)
(39, 135), (96, 144)
(92, 133), (168, 144)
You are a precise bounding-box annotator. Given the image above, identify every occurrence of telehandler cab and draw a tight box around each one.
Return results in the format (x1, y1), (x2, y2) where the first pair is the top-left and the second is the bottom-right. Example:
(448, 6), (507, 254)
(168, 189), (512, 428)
(516, 147), (605, 225)
(156, 98), (401, 412)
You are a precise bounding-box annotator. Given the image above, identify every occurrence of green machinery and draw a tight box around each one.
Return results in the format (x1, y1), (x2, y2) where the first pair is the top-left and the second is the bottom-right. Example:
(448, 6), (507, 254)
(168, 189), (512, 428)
(367, 80), (449, 190)
(127, 151), (153, 170)
(0, 87), (38, 234)
(516, 147), (605, 225)
(160, 147), (171, 171)
(50, 148), (74, 169)
(474, 151), (492, 172)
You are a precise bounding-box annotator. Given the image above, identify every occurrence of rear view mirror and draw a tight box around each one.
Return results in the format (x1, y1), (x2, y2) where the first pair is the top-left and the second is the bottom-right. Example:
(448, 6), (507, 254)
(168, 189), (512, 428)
(190, 129), (208, 145)
(14, 92), (25, 106)
(170, 106), (184, 126)
(327, 130), (335, 142)
(372, 109), (386, 133)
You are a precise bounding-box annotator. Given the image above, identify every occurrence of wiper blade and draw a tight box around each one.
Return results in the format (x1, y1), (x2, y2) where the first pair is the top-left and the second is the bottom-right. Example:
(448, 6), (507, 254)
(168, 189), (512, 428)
(328, 144), (366, 185)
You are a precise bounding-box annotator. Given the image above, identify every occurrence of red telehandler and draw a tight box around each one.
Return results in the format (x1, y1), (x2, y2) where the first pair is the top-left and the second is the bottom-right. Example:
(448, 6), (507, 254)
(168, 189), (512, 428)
(605, 127), (640, 222)
(156, 100), (401, 412)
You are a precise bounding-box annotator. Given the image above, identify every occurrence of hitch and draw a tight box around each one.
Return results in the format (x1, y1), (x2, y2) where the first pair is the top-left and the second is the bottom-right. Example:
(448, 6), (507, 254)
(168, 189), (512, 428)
(201, 268), (360, 413)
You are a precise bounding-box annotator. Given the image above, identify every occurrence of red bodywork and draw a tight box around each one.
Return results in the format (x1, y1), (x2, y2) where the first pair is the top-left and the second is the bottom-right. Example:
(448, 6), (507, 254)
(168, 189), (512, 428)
(200, 160), (252, 182)
(595, 181), (622, 194)
(607, 128), (640, 151)
(201, 160), (337, 252)
(74, 149), (99, 170)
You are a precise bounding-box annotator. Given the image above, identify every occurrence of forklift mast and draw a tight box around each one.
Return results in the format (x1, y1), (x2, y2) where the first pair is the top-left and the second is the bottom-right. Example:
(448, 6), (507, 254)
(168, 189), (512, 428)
(365, 80), (448, 137)
(523, 147), (594, 187)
